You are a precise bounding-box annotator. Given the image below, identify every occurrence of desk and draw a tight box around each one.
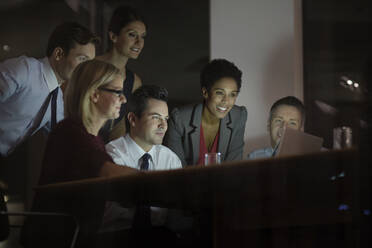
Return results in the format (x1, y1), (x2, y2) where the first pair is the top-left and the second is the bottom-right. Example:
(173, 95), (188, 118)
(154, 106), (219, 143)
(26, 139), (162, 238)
(36, 149), (363, 247)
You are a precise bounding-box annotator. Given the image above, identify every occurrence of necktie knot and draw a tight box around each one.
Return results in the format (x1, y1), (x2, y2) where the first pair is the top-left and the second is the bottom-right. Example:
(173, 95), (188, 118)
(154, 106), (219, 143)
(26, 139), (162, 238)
(140, 153), (151, 170)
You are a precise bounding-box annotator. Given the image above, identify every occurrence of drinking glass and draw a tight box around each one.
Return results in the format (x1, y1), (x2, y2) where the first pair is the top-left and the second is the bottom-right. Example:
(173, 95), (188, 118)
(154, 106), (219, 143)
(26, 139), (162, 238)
(333, 126), (353, 149)
(204, 152), (221, 165)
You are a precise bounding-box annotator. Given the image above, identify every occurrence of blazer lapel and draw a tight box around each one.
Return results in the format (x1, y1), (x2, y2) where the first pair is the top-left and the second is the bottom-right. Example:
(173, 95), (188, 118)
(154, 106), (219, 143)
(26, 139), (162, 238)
(218, 111), (233, 161)
(188, 104), (203, 165)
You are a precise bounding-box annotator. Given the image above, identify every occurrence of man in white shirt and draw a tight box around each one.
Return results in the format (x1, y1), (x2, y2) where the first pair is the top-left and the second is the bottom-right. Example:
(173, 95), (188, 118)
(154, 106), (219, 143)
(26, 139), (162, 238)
(106, 84), (181, 172)
(104, 85), (183, 247)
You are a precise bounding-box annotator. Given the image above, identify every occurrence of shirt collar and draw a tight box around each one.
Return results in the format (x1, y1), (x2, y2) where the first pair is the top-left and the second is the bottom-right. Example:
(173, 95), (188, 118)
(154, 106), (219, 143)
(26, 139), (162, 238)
(266, 147), (275, 156)
(40, 57), (59, 92)
(125, 134), (156, 165)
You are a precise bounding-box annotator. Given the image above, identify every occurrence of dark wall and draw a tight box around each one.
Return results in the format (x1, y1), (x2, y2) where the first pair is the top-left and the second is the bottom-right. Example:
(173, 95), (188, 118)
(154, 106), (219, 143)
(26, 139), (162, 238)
(0, 0), (209, 107)
(99, 0), (210, 107)
(302, 0), (372, 148)
(0, 0), (89, 60)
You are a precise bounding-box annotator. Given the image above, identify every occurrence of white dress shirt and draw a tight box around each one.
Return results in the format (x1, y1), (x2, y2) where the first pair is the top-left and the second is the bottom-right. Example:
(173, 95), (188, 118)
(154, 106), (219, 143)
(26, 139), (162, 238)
(106, 134), (182, 170)
(102, 134), (182, 232)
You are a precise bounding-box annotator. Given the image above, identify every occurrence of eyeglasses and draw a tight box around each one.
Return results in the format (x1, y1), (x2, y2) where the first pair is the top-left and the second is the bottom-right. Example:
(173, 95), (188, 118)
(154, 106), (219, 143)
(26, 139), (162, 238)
(98, 87), (124, 97)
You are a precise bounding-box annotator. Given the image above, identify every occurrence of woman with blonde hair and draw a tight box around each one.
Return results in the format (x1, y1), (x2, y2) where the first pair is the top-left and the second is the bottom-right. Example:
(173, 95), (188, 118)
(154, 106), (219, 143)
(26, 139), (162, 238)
(22, 60), (138, 248)
(40, 59), (138, 183)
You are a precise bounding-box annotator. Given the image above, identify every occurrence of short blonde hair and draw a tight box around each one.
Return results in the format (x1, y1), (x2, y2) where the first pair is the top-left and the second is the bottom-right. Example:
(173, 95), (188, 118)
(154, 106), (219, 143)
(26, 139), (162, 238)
(64, 60), (121, 129)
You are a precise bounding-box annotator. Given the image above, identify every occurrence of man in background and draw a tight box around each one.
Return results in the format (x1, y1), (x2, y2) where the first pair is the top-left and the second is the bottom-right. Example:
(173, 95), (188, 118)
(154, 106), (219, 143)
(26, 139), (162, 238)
(0, 21), (99, 204)
(248, 96), (305, 159)
(0, 21), (99, 157)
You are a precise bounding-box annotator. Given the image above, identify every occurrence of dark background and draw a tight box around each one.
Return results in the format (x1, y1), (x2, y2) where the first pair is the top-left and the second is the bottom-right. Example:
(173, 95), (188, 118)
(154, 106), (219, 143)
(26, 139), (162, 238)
(302, 0), (372, 148)
(0, 0), (210, 107)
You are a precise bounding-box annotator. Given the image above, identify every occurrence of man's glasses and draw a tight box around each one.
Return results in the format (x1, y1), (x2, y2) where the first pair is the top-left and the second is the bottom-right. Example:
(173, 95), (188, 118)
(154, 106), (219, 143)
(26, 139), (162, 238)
(98, 87), (124, 97)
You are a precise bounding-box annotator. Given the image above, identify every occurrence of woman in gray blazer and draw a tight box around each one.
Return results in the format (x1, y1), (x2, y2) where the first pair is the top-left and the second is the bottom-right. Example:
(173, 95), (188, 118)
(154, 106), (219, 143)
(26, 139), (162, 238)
(164, 59), (247, 166)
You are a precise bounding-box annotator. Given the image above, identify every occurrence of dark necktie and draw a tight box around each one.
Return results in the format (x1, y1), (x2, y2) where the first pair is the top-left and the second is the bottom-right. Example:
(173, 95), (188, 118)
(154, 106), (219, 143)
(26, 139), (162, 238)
(140, 153), (150, 170)
(28, 87), (59, 137)
(50, 87), (58, 129)
(132, 153), (152, 229)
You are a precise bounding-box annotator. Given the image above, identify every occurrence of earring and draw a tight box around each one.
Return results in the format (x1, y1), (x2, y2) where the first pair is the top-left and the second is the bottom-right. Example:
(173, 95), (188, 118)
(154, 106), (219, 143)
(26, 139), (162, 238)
(91, 97), (98, 103)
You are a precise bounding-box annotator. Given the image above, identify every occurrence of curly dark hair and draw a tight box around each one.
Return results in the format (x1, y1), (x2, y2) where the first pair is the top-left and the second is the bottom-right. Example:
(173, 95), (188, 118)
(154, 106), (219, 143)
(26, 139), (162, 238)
(108, 5), (146, 35)
(127, 85), (168, 118)
(200, 59), (242, 92)
(46, 22), (99, 57)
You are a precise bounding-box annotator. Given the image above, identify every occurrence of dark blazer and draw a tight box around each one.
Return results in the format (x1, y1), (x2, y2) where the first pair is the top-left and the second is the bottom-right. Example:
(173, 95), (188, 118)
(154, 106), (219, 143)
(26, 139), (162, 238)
(164, 103), (247, 166)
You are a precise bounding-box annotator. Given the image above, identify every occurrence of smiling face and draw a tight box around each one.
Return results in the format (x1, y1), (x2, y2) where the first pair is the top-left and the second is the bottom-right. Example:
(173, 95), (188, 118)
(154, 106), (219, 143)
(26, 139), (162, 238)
(94, 74), (126, 121)
(110, 21), (146, 59)
(202, 77), (239, 120)
(269, 104), (303, 148)
(129, 98), (168, 152)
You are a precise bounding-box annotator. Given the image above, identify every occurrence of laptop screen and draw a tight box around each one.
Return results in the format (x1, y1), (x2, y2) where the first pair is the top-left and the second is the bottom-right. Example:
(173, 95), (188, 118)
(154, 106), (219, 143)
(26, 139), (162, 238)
(275, 128), (324, 157)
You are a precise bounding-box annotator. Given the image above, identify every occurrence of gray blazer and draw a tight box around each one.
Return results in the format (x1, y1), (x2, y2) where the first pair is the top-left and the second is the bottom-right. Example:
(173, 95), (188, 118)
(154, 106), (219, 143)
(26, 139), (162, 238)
(164, 103), (247, 166)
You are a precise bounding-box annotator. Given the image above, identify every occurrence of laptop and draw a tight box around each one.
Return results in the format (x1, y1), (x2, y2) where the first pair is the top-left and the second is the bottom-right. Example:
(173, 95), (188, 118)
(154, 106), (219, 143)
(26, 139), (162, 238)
(274, 128), (324, 157)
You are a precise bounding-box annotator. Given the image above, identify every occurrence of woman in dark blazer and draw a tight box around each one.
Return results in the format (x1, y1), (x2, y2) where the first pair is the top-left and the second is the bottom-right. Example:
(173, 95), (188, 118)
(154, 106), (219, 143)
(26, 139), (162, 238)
(164, 59), (247, 166)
